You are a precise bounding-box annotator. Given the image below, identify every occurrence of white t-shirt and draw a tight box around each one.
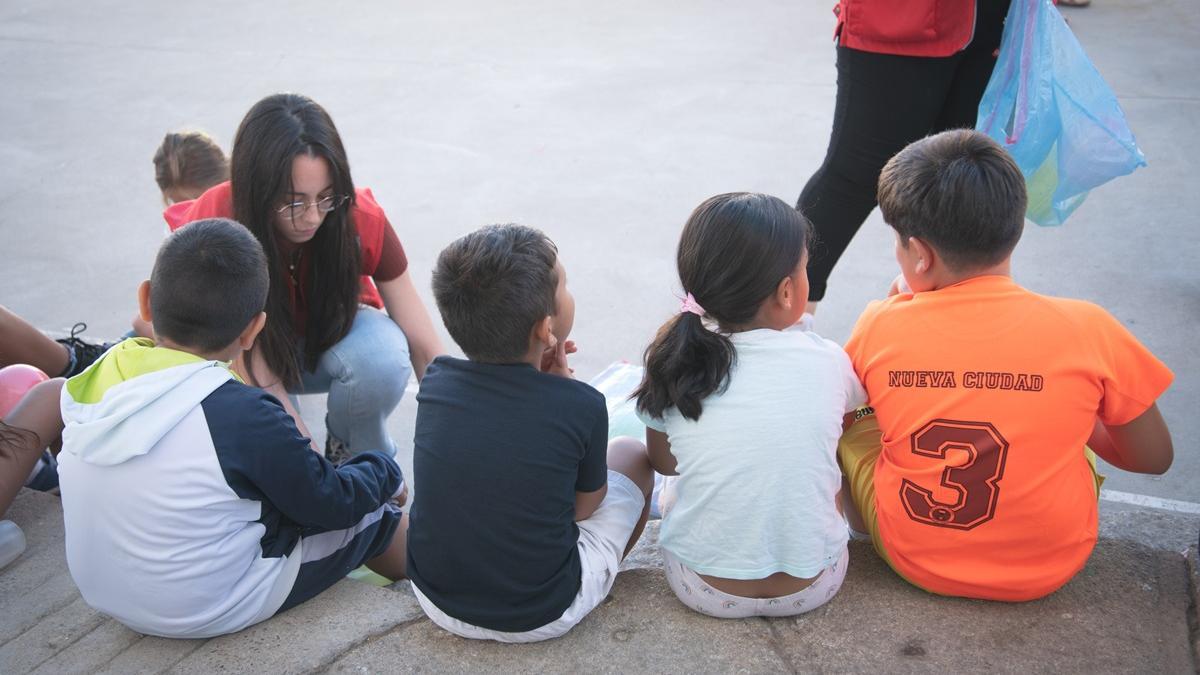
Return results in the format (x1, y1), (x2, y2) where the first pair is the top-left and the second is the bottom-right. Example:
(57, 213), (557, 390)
(638, 328), (866, 580)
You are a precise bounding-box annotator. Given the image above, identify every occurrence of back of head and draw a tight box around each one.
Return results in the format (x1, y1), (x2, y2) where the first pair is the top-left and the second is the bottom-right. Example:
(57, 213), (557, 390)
(432, 224), (558, 363)
(877, 129), (1027, 271)
(150, 218), (269, 354)
(153, 131), (229, 203)
(635, 192), (809, 421)
(229, 92), (360, 388)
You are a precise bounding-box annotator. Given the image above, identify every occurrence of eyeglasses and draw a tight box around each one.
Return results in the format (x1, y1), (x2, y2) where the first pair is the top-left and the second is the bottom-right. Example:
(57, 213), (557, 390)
(275, 195), (349, 220)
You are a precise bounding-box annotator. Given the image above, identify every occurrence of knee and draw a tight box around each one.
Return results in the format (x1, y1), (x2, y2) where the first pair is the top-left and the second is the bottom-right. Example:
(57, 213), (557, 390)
(322, 340), (411, 404)
(607, 436), (654, 497)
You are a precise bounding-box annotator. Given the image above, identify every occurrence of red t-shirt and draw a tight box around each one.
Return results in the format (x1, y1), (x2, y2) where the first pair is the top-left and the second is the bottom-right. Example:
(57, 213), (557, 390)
(845, 276), (1173, 600)
(163, 181), (407, 334)
(833, 0), (977, 58)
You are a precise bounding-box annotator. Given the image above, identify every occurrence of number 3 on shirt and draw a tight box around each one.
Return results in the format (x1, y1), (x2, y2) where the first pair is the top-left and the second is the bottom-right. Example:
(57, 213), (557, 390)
(900, 420), (1009, 530)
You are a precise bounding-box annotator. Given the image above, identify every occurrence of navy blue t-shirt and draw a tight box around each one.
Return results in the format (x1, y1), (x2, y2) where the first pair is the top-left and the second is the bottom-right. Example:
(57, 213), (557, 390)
(406, 356), (609, 632)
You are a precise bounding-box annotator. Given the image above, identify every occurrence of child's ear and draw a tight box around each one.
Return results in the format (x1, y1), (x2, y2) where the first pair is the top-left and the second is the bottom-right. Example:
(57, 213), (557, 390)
(137, 280), (153, 324)
(775, 275), (795, 311)
(238, 312), (267, 351)
(909, 237), (935, 275)
(532, 315), (556, 349)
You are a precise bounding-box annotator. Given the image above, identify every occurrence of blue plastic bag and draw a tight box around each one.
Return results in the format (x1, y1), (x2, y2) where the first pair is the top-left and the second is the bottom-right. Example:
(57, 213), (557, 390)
(976, 0), (1145, 226)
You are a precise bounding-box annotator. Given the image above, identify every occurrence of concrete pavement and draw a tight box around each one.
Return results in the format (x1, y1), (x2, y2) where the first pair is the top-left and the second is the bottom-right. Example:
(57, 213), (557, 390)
(1, 489), (1196, 673)
(0, 0), (1197, 671)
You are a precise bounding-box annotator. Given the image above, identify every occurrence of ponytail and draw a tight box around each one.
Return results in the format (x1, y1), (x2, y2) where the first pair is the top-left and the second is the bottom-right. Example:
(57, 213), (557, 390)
(633, 192), (809, 423)
(635, 312), (736, 421)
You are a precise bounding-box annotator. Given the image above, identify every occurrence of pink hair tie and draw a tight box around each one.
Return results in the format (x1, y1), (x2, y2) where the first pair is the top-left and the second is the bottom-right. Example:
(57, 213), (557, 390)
(679, 292), (705, 317)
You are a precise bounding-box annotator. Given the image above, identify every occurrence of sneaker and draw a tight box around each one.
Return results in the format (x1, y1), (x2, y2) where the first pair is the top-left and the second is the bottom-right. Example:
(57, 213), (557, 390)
(24, 450), (58, 492)
(325, 432), (353, 465)
(56, 323), (115, 378)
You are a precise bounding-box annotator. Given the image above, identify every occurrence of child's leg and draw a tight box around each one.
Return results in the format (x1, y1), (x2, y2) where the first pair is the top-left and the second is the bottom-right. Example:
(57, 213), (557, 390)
(0, 306), (69, 376)
(300, 307), (410, 459)
(0, 379), (65, 516)
(605, 436), (654, 557)
(365, 512), (409, 581)
(837, 413), (885, 554)
(277, 504), (405, 613)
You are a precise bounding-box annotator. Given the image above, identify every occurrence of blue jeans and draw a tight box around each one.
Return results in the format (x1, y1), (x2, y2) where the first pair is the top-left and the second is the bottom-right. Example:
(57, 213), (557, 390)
(295, 307), (411, 457)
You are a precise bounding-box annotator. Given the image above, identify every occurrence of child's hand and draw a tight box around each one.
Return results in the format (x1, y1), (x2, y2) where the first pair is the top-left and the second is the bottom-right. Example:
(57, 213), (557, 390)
(888, 274), (911, 297)
(392, 483), (409, 508)
(540, 339), (576, 378)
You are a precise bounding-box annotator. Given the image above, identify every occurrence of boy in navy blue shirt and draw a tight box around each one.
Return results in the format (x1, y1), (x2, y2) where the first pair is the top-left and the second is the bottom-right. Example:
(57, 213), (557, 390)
(407, 224), (654, 642)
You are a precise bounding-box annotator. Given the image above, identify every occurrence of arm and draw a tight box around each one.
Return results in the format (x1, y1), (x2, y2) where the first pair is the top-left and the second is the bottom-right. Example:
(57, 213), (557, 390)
(236, 349), (320, 453)
(1087, 404), (1173, 475)
(377, 271), (447, 381)
(222, 391), (404, 530)
(575, 485), (607, 522)
(574, 398), (609, 521)
(646, 428), (679, 476)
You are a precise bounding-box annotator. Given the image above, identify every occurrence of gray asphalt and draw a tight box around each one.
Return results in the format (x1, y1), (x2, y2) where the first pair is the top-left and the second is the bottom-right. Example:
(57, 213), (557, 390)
(1, 0), (1195, 515)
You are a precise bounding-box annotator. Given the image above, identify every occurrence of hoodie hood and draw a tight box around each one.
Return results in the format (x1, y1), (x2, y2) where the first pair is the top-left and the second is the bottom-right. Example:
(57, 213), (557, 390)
(61, 338), (236, 466)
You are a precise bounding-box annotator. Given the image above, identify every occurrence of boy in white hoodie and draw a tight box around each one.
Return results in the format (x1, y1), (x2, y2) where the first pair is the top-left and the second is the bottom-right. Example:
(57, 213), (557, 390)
(55, 218), (408, 638)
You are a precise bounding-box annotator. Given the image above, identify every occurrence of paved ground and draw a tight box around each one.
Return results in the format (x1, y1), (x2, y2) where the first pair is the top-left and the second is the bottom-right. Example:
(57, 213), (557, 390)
(0, 0), (1197, 671)
(1, 490), (1196, 674)
(0, 0), (1196, 507)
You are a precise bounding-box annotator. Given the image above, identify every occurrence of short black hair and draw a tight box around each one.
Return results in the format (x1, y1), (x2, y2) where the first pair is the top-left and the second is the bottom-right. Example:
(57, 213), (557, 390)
(150, 218), (269, 353)
(878, 129), (1027, 270)
(432, 224), (558, 363)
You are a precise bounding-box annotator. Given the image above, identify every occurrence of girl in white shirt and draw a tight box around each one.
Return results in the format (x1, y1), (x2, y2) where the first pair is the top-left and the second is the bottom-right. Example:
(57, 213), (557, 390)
(634, 192), (865, 618)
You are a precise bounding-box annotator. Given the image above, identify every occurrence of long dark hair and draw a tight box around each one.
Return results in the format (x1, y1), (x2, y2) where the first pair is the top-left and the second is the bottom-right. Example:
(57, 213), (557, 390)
(231, 93), (361, 389)
(634, 193), (808, 421)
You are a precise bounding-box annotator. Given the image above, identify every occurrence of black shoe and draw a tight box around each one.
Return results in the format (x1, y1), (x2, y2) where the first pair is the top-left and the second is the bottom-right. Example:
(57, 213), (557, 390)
(325, 432), (353, 465)
(55, 323), (115, 378)
(24, 450), (58, 492)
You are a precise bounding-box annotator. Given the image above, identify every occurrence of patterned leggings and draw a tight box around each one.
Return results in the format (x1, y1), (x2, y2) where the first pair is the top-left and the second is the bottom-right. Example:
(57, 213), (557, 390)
(662, 547), (849, 619)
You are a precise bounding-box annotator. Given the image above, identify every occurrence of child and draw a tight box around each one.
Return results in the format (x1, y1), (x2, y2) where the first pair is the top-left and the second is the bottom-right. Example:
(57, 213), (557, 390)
(406, 224), (655, 643)
(840, 129), (1174, 601)
(153, 131), (229, 205)
(0, 377), (65, 517)
(1, 131), (227, 378)
(56, 218), (409, 638)
(633, 193), (865, 618)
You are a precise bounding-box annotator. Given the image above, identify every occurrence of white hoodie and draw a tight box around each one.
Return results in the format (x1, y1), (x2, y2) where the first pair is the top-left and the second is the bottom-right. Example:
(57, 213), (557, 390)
(58, 339), (402, 638)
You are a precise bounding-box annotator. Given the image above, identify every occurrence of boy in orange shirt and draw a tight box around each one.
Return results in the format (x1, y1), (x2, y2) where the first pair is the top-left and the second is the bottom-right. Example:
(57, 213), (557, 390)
(840, 129), (1174, 601)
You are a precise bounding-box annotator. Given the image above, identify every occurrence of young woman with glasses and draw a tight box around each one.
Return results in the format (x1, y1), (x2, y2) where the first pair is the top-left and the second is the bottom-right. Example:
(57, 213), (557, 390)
(165, 93), (445, 462)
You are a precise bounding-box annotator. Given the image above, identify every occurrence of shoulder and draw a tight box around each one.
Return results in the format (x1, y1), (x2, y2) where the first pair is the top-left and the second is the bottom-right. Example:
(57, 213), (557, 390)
(351, 187), (390, 236)
(163, 181), (233, 231)
(1025, 292), (1125, 340)
(556, 375), (605, 411)
(201, 380), (293, 438)
(851, 297), (895, 332)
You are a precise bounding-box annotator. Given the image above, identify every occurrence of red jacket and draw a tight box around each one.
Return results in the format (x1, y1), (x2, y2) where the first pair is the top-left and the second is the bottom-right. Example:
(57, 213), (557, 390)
(834, 0), (977, 58)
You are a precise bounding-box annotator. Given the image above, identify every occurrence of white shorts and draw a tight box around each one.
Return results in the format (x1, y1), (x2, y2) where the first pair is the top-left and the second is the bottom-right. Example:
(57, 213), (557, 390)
(662, 546), (849, 619)
(412, 470), (645, 643)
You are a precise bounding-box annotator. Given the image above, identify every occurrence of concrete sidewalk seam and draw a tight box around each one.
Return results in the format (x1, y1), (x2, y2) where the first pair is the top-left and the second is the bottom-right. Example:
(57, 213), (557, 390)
(312, 611), (430, 672)
(1186, 548), (1200, 672)
(762, 617), (800, 675)
(91, 633), (148, 674)
(156, 637), (207, 675)
(0, 590), (78, 650)
(25, 615), (110, 674)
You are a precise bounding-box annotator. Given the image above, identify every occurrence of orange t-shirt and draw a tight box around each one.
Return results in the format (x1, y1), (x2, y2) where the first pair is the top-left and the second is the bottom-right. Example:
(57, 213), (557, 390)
(845, 276), (1173, 601)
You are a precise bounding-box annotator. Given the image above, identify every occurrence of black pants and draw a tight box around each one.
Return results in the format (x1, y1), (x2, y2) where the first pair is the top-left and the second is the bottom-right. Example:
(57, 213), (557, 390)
(798, 0), (1010, 302)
